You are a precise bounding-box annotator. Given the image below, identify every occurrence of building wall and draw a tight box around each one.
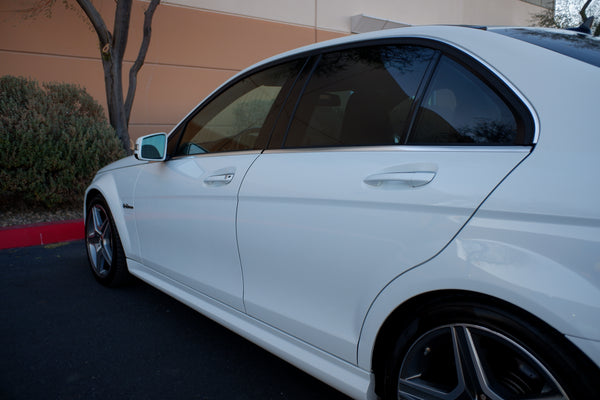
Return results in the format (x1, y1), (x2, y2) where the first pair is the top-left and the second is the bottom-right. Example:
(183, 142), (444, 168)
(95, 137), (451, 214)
(0, 0), (544, 144)
(176, 0), (545, 30)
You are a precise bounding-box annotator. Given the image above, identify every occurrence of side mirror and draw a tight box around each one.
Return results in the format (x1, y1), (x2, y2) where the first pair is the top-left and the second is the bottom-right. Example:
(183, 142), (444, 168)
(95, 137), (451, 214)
(134, 132), (167, 161)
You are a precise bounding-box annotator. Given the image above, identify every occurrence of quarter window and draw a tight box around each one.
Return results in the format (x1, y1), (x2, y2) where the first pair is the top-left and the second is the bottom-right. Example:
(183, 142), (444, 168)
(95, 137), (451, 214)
(407, 56), (528, 145)
(283, 45), (436, 148)
(175, 60), (302, 156)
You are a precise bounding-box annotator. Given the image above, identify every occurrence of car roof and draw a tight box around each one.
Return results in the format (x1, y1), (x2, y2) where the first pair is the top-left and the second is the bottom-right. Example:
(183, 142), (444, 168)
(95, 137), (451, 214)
(239, 24), (600, 75)
(489, 27), (600, 68)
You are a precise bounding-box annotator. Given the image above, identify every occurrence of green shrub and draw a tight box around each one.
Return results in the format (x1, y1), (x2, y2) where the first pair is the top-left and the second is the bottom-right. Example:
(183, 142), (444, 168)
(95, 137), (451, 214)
(0, 75), (125, 209)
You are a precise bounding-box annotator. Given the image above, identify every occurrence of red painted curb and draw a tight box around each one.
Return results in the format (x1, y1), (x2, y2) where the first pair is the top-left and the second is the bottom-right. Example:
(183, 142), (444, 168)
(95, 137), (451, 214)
(0, 219), (84, 250)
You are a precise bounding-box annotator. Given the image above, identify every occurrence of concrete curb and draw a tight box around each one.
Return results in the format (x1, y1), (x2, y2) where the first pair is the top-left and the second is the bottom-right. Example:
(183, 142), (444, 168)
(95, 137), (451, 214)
(0, 219), (84, 250)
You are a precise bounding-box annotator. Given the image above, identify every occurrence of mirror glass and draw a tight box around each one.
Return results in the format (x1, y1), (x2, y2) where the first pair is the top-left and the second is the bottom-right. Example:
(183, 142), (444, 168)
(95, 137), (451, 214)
(140, 133), (166, 160)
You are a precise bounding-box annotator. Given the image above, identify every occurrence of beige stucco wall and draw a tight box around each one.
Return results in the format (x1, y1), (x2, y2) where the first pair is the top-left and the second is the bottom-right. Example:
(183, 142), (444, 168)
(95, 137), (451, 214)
(0, 0), (543, 145)
(168, 0), (543, 32)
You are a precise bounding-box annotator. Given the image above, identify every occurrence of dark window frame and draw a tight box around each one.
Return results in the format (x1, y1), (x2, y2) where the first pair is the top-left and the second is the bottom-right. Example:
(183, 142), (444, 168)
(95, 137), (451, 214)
(166, 56), (310, 159)
(266, 37), (535, 150)
(405, 53), (533, 146)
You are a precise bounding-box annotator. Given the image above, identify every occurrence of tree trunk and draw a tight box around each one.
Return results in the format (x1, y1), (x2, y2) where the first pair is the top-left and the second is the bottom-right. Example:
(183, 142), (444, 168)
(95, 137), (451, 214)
(76, 0), (160, 155)
(125, 0), (160, 127)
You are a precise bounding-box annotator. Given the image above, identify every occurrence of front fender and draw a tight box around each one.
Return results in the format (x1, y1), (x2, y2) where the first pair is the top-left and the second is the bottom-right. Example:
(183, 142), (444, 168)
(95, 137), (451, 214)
(84, 166), (143, 262)
(357, 216), (600, 370)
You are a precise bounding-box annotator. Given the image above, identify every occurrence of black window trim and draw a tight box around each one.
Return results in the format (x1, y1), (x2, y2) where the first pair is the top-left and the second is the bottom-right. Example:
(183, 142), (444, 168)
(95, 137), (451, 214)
(419, 46), (536, 146)
(167, 34), (538, 156)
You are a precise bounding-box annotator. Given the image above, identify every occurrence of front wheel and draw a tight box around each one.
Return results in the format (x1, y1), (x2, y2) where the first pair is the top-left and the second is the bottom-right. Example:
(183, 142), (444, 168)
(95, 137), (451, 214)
(85, 195), (130, 287)
(382, 298), (600, 400)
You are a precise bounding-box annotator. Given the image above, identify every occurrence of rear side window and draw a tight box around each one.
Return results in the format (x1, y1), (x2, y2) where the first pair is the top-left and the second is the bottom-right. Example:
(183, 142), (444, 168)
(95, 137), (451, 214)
(283, 45), (436, 148)
(407, 56), (528, 145)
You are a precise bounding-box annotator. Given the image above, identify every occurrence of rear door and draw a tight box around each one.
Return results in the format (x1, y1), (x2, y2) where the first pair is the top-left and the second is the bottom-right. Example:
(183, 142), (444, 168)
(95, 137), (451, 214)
(236, 43), (535, 361)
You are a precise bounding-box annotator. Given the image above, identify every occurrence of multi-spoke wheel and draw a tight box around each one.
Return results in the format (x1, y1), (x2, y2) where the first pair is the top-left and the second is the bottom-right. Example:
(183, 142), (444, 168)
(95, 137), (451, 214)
(85, 195), (129, 286)
(397, 324), (567, 400)
(383, 298), (600, 400)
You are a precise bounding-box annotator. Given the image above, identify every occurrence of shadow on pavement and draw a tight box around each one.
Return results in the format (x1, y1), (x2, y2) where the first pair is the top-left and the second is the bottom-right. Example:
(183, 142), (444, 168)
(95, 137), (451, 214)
(0, 241), (351, 400)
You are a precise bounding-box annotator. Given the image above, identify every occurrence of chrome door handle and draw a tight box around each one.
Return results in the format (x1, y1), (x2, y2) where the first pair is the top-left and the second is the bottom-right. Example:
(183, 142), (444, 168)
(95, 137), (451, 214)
(204, 173), (234, 184)
(364, 171), (436, 188)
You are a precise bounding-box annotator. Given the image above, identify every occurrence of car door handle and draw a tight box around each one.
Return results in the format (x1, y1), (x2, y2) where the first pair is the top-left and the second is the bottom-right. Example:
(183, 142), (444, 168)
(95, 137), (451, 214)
(204, 173), (234, 184)
(363, 171), (436, 188)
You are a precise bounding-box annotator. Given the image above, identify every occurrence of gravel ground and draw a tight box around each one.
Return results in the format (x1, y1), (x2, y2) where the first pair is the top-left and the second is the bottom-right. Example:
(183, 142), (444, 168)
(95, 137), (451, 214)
(0, 208), (82, 228)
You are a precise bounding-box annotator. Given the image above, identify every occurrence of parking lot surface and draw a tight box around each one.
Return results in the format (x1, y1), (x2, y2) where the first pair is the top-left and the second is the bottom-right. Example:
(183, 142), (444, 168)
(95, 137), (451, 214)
(1, 241), (351, 400)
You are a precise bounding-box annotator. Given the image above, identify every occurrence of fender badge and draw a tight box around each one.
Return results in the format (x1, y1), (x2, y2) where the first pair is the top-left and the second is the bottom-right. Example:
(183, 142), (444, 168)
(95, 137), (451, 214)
(122, 203), (134, 209)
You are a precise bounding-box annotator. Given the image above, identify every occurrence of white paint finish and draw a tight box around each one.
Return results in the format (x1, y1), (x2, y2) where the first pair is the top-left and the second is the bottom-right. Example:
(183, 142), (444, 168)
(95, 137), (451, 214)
(164, 0), (543, 33)
(454, 44), (600, 221)
(237, 148), (528, 362)
(357, 209), (600, 368)
(86, 161), (145, 260)
(567, 336), (600, 368)
(86, 26), (600, 397)
(127, 258), (377, 400)
(133, 153), (261, 311)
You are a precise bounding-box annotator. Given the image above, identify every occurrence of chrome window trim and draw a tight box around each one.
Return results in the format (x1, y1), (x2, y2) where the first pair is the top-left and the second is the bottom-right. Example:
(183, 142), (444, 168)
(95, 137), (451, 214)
(271, 36), (540, 149)
(170, 150), (263, 160)
(167, 33), (540, 148)
(263, 145), (532, 154)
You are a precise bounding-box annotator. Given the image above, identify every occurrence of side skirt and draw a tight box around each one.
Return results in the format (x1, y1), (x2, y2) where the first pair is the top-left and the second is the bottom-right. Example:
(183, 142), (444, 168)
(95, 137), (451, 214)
(127, 259), (376, 400)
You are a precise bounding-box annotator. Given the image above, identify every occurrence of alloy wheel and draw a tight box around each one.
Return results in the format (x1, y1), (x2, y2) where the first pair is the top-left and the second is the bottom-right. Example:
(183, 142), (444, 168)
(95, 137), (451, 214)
(86, 203), (114, 278)
(397, 324), (568, 400)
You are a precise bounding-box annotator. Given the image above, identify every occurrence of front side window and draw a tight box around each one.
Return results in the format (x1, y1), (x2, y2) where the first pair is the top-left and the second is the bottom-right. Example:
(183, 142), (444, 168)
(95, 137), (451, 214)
(407, 56), (528, 145)
(283, 45), (436, 148)
(174, 60), (302, 156)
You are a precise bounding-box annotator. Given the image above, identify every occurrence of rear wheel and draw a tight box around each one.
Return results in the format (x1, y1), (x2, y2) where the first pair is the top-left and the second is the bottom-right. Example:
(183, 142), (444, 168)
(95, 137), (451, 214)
(85, 195), (129, 287)
(382, 298), (600, 400)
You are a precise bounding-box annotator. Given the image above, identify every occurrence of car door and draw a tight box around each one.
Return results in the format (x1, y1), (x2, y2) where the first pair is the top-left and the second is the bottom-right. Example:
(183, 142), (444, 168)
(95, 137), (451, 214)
(134, 59), (304, 311)
(236, 43), (535, 360)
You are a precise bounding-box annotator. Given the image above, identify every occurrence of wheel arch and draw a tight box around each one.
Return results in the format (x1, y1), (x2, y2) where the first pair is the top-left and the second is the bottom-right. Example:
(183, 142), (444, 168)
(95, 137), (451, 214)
(84, 176), (134, 259)
(359, 224), (600, 377)
(368, 289), (559, 397)
(369, 288), (600, 399)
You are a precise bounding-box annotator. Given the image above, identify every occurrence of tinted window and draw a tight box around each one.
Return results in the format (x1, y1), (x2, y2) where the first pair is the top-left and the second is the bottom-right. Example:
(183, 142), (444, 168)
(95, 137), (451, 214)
(408, 56), (526, 145)
(283, 45), (435, 148)
(175, 60), (302, 155)
(491, 28), (600, 68)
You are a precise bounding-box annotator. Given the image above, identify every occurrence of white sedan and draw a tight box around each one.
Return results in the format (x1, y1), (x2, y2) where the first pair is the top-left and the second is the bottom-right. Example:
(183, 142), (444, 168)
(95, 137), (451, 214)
(85, 25), (600, 400)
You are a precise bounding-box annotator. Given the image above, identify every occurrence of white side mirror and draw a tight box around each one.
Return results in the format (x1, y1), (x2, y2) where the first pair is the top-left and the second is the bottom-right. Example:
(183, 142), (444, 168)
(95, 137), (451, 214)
(134, 132), (168, 161)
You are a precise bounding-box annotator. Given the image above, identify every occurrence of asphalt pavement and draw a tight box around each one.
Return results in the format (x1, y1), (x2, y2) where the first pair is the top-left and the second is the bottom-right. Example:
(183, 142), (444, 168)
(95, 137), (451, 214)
(1, 241), (352, 400)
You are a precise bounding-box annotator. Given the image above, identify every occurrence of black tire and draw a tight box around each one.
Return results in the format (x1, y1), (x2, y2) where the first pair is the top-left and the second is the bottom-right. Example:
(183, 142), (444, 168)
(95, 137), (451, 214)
(85, 194), (130, 287)
(382, 296), (600, 400)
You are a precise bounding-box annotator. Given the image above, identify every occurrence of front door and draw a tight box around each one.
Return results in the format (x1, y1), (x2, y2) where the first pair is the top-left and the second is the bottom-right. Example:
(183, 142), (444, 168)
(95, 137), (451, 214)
(134, 59), (305, 310)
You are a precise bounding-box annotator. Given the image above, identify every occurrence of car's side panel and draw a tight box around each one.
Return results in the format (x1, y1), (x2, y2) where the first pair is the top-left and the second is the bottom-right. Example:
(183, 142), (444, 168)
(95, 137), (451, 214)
(126, 258), (377, 400)
(357, 212), (600, 369)
(567, 336), (600, 368)
(237, 146), (529, 362)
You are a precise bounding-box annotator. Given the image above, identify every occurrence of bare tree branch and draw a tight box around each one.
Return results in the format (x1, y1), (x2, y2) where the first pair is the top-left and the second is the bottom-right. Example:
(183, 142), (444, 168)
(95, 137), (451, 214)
(75, 0), (111, 50)
(125, 0), (160, 124)
(580, 0), (593, 21)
